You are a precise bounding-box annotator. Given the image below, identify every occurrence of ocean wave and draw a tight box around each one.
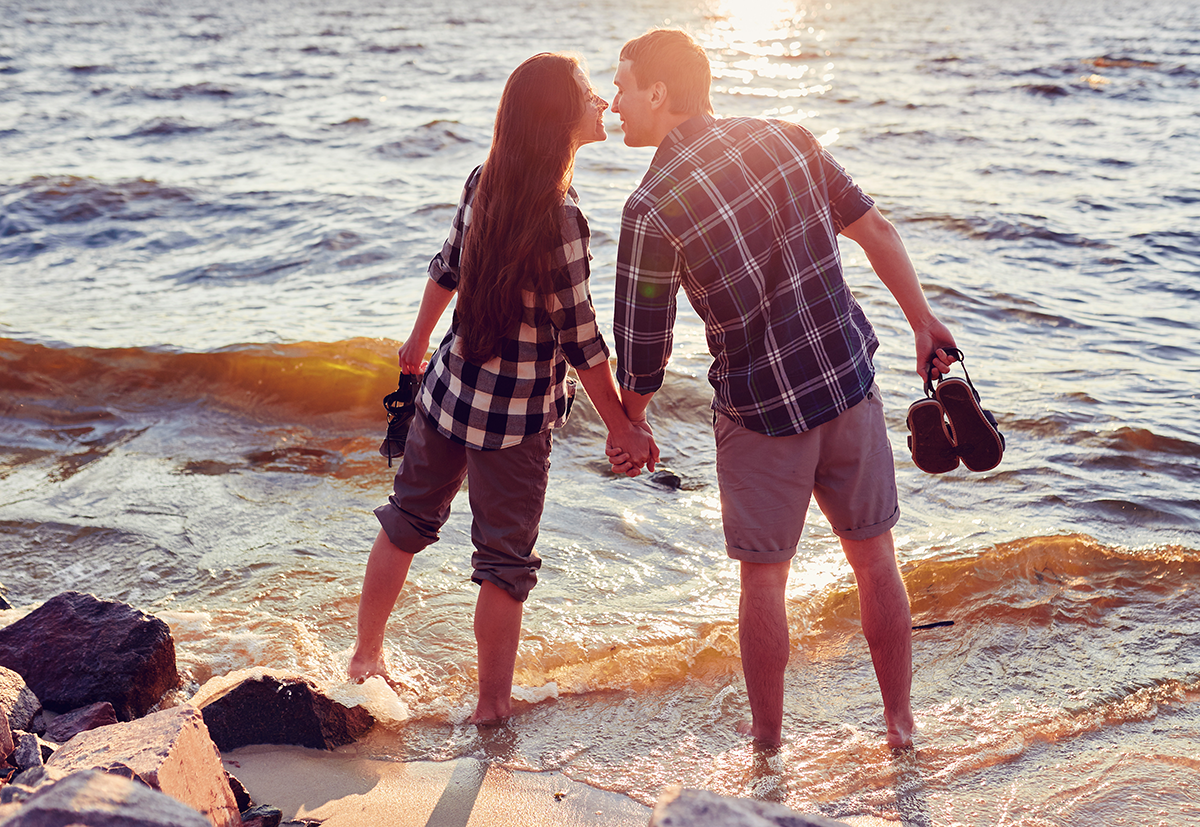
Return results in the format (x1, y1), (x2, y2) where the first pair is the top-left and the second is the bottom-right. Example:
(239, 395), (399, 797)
(126, 118), (213, 138)
(0, 175), (200, 235)
(0, 337), (725, 441)
(139, 82), (241, 100)
(905, 212), (1113, 249)
(380, 534), (1200, 703)
(0, 337), (398, 428)
(375, 120), (484, 159)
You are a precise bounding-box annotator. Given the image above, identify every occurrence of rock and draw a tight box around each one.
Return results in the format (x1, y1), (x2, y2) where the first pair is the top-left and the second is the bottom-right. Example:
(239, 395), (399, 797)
(240, 804), (283, 827)
(44, 701), (119, 743)
(0, 666), (40, 733)
(199, 674), (373, 752)
(0, 698), (12, 761)
(46, 705), (242, 827)
(4, 766), (73, 802)
(0, 769), (212, 827)
(649, 469), (683, 489)
(27, 710), (48, 736)
(226, 772), (252, 811)
(0, 592), (179, 721)
(13, 733), (44, 772)
(650, 787), (853, 827)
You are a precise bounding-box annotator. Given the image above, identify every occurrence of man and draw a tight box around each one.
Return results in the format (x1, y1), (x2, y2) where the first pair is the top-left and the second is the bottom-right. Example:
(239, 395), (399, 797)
(607, 28), (958, 749)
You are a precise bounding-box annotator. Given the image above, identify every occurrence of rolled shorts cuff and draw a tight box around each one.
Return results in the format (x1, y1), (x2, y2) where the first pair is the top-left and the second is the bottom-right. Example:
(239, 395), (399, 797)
(374, 502), (438, 554)
(471, 570), (537, 604)
(833, 503), (901, 542)
(725, 544), (798, 564)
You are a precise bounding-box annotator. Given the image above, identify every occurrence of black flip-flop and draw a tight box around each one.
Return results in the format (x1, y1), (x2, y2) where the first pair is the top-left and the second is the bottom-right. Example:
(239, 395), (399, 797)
(932, 349), (1004, 473)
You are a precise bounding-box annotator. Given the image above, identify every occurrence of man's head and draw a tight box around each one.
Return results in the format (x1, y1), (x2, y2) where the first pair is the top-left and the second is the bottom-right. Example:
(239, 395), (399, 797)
(612, 28), (713, 147)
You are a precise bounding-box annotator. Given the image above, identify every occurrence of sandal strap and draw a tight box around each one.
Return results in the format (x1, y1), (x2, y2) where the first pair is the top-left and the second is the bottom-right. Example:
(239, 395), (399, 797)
(924, 346), (968, 397)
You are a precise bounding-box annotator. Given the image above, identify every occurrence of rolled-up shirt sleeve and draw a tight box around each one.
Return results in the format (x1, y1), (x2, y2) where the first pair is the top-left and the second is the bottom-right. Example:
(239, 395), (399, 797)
(549, 208), (610, 371)
(613, 208), (681, 394)
(427, 166), (480, 291)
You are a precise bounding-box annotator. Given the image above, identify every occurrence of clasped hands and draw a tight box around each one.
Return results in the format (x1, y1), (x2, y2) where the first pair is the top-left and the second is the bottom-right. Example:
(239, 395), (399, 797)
(606, 418), (659, 478)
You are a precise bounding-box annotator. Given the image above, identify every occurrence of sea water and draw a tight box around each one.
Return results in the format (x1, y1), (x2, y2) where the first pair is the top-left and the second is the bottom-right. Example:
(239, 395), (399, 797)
(2, 0), (1199, 823)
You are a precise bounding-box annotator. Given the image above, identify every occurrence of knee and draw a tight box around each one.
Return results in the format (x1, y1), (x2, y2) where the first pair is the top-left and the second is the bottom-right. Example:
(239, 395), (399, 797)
(739, 560), (791, 595)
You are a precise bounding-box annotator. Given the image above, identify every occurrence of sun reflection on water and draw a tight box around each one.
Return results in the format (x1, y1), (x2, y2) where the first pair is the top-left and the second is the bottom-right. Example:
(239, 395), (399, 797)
(698, 0), (835, 114)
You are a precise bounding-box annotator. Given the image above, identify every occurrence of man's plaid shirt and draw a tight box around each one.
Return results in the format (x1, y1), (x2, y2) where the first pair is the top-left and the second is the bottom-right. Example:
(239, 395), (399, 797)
(614, 115), (880, 436)
(419, 166), (611, 450)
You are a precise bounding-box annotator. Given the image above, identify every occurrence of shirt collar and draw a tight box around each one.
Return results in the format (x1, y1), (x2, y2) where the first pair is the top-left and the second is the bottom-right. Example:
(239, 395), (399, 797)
(659, 113), (717, 153)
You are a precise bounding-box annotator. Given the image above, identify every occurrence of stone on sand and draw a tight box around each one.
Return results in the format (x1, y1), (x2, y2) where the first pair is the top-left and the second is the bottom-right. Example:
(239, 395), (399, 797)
(46, 705), (242, 827)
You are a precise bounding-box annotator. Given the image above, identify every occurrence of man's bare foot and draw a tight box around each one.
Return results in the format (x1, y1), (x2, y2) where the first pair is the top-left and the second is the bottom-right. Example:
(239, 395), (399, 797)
(348, 650), (389, 684)
(887, 716), (915, 750)
(736, 718), (782, 747)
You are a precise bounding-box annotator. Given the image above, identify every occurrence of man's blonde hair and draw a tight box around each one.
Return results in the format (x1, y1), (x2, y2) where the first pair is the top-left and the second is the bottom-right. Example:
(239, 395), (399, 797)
(619, 28), (713, 116)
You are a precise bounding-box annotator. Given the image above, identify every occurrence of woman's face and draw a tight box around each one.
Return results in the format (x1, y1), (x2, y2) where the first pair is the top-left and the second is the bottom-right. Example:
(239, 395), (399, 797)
(573, 67), (609, 147)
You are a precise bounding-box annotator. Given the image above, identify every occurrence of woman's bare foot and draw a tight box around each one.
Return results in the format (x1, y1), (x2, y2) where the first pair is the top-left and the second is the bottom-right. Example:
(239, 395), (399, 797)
(469, 698), (512, 726)
(348, 650), (389, 684)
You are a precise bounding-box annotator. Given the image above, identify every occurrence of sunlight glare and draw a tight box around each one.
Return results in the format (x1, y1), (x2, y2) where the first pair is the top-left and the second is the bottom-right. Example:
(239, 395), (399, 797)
(709, 0), (796, 41)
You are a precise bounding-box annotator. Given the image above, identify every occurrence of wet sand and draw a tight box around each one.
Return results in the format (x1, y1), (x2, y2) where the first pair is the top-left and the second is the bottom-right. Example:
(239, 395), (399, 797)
(221, 744), (902, 826)
(222, 745), (651, 827)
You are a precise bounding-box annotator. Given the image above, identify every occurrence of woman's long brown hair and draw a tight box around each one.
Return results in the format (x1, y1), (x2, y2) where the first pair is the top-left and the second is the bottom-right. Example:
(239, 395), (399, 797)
(456, 53), (587, 364)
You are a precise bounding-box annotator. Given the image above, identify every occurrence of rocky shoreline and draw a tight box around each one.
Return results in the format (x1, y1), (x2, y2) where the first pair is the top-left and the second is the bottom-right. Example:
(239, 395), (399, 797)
(0, 590), (850, 827)
(0, 591), (372, 827)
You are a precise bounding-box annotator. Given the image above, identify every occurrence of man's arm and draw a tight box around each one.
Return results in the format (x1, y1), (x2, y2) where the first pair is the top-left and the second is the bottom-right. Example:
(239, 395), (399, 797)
(576, 364), (658, 477)
(840, 206), (957, 381)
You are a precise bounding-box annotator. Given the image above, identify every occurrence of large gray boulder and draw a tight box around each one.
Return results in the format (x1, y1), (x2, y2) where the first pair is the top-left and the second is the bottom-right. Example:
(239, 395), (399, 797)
(0, 592), (178, 721)
(46, 705), (242, 827)
(198, 674), (373, 751)
(650, 787), (853, 827)
(0, 769), (212, 827)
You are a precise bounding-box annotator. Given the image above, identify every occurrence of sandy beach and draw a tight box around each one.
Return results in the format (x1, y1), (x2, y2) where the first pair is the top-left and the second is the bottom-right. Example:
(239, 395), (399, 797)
(221, 744), (904, 827)
(222, 745), (652, 826)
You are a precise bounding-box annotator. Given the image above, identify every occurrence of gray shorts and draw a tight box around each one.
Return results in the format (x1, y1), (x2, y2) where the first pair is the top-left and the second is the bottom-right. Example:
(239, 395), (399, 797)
(374, 410), (550, 602)
(714, 384), (900, 563)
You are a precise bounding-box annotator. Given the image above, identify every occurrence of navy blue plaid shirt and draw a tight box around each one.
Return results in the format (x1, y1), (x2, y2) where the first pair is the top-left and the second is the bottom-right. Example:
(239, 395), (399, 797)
(420, 166), (611, 450)
(614, 115), (878, 436)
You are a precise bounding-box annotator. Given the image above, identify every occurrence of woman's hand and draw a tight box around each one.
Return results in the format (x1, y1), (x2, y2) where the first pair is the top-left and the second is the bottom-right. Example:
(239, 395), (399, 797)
(606, 419), (658, 478)
(397, 335), (430, 374)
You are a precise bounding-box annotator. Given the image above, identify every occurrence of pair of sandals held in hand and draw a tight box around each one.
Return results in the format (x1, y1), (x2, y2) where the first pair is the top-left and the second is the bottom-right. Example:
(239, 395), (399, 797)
(378, 373), (422, 467)
(906, 348), (1005, 474)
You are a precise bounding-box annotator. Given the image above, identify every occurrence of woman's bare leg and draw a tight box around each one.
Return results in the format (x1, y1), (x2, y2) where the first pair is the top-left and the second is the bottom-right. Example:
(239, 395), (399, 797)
(470, 581), (523, 724)
(349, 528), (415, 682)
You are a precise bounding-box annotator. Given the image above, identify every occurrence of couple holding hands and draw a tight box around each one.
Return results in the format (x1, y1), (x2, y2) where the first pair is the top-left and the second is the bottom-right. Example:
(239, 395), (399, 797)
(349, 28), (962, 751)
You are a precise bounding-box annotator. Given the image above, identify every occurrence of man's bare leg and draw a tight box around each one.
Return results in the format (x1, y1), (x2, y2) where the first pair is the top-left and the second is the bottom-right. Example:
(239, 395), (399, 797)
(471, 580), (523, 724)
(348, 528), (415, 682)
(841, 530), (914, 749)
(738, 559), (792, 746)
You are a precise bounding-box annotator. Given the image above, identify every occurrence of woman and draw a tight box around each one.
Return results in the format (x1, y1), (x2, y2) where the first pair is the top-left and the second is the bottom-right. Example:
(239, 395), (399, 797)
(348, 53), (657, 723)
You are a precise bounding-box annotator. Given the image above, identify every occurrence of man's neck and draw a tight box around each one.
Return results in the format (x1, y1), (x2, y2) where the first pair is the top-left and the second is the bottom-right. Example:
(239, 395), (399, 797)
(652, 111), (708, 147)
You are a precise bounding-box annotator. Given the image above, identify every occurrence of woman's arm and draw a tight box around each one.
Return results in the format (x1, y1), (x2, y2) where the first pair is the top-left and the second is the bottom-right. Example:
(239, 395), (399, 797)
(575, 361), (659, 477)
(397, 279), (455, 373)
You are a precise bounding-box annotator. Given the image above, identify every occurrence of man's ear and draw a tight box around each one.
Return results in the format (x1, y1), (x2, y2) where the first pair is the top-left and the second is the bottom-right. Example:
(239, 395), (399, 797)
(648, 81), (669, 111)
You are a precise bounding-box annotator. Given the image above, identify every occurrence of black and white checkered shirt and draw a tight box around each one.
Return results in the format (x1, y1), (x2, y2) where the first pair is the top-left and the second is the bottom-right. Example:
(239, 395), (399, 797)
(614, 115), (879, 436)
(418, 166), (611, 450)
